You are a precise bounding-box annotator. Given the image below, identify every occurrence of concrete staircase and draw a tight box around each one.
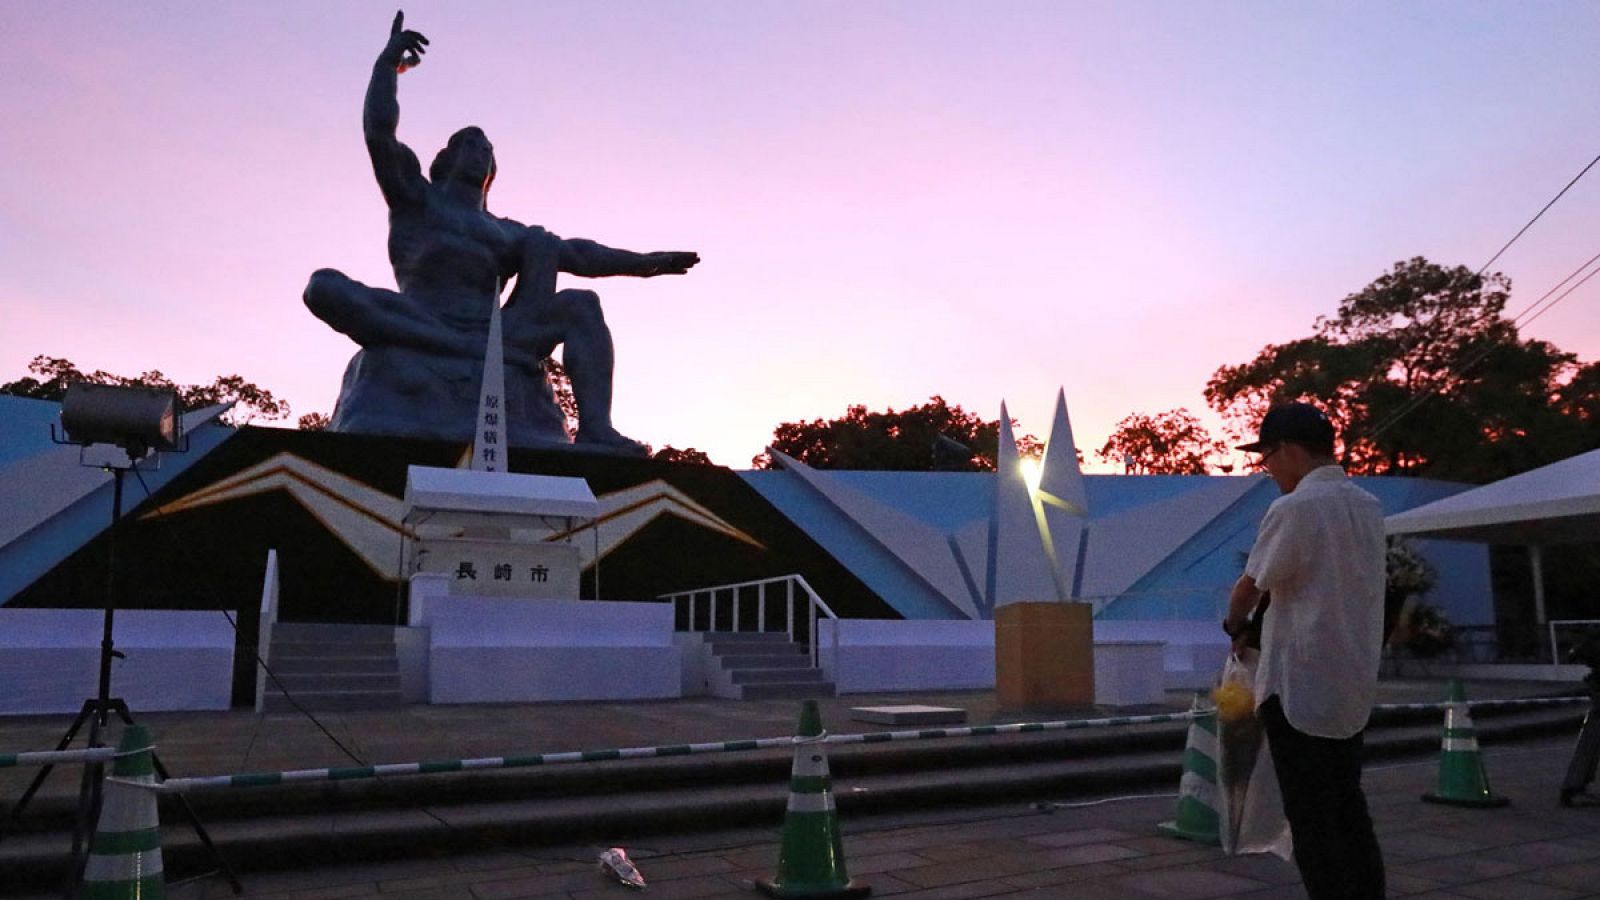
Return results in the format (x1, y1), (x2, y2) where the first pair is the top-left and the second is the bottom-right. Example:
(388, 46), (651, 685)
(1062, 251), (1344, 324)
(707, 631), (835, 699)
(261, 623), (405, 713)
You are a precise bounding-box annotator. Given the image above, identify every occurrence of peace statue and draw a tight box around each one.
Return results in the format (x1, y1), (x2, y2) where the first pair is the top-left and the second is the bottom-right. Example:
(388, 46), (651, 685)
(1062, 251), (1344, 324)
(304, 12), (699, 452)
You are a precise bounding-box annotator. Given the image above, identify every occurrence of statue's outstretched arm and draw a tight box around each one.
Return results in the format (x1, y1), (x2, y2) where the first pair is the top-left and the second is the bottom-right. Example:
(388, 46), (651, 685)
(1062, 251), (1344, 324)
(363, 11), (429, 210)
(559, 238), (700, 279)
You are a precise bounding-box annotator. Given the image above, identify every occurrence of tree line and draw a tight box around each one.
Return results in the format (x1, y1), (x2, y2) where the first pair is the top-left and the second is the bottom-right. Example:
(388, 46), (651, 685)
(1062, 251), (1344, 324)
(1100, 256), (1598, 482)
(755, 256), (1598, 481)
(8, 256), (1595, 481)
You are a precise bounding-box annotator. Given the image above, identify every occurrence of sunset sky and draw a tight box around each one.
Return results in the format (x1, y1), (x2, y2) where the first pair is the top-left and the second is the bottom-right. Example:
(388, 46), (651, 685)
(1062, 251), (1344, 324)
(4, 2), (1598, 468)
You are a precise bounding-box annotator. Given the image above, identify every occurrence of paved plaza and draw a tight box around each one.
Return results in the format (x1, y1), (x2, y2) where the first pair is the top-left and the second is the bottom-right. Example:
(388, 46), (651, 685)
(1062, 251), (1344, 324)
(98, 735), (1598, 900)
(0, 681), (1566, 805)
(5, 680), (1596, 899)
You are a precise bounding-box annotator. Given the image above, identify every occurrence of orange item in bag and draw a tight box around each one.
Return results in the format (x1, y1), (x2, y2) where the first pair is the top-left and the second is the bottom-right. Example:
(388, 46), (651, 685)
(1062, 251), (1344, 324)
(1212, 678), (1255, 723)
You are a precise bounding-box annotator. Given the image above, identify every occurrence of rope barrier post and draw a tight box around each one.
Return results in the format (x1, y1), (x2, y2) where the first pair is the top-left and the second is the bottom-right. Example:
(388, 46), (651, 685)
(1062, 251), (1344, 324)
(1157, 694), (1221, 844)
(1422, 680), (1509, 808)
(757, 700), (869, 899)
(80, 725), (166, 899)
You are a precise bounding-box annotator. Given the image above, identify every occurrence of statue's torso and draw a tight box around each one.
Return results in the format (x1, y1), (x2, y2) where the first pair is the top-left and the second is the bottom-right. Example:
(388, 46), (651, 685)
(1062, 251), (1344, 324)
(387, 192), (520, 321)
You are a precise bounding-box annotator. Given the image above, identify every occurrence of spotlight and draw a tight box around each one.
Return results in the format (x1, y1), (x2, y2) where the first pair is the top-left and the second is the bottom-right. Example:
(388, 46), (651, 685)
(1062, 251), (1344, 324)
(58, 382), (184, 461)
(1019, 457), (1043, 492)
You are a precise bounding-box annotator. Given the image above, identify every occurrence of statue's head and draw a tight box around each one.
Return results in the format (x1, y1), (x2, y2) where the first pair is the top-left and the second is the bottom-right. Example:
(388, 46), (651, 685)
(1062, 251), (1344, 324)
(430, 127), (497, 195)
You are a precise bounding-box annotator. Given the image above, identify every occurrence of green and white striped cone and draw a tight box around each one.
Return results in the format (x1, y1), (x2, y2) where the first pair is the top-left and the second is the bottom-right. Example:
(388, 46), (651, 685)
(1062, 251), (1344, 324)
(756, 700), (870, 899)
(1157, 694), (1221, 844)
(1422, 680), (1509, 808)
(80, 725), (165, 899)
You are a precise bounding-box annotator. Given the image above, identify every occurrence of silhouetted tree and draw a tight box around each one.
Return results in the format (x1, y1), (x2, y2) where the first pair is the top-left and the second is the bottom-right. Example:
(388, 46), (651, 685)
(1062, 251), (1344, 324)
(1096, 408), (1227, 474)
(1204, 257), (1591, 481)
(651, 446), (714, 465)
(544, 357), (579, 439)
(2, 355), (290, 426)
(753, 396), (1042, 470)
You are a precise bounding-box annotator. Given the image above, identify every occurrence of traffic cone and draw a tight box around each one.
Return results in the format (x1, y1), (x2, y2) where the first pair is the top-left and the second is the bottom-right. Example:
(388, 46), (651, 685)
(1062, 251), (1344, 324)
(1422, 680), (1509, 808)
(756, 700), (869, 899)
(1158, 694), (1221, 844)
(80, 725), (165, 899)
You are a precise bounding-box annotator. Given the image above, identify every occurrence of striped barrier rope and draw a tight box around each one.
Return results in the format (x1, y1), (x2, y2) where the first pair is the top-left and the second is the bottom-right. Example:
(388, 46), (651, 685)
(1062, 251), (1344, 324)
(821, 709), (1198, 746)
(1374, 695), (1586, 713)
(109, 694), (1586, 795)
(152, 709), (1201, 794)
(0, 747), (120, 769)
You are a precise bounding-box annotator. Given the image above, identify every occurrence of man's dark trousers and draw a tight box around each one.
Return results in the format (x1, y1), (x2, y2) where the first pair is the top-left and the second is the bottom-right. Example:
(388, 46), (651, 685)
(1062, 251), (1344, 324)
(1260, 696), (1386, 898)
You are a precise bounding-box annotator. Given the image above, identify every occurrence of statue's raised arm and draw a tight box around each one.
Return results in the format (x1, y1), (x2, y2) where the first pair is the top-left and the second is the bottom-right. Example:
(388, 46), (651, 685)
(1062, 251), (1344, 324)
(363, 11), (430, 211)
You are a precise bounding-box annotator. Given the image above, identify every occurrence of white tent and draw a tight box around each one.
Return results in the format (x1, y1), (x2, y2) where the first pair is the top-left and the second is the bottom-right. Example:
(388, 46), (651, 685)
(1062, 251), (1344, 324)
(1385, 447), (1600, 631)
(1385, 447), (1600, 546)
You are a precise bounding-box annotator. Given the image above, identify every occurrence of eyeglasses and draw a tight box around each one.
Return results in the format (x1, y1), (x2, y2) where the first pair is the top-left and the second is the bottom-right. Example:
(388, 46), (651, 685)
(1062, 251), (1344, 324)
(1253, 444), (1282, 469)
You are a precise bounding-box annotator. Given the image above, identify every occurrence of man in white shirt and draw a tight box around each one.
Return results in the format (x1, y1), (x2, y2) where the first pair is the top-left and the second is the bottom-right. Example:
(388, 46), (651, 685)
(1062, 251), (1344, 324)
(1224, 402), (1387, 899)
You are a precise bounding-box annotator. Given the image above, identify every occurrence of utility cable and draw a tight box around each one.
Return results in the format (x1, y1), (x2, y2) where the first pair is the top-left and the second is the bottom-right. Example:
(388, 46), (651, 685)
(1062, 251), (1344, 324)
(1363, 253), (1600, 445)
(1319, 149), (1600, 448)
(1474, 151), (1600, 277)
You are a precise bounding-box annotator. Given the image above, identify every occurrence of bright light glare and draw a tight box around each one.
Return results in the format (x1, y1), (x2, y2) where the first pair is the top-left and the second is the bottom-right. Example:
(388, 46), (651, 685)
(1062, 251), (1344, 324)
(1019, 457), (1044, 493)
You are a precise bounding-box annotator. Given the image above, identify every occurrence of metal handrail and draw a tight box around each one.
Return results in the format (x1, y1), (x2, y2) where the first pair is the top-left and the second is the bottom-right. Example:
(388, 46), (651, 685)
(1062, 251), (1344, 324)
(660, 574), (838, 667)
(1547, 619), (1600, 667)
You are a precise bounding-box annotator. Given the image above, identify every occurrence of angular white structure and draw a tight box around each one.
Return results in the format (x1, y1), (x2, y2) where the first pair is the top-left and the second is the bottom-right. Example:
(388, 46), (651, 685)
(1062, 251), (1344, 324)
(768, 449), (979, 619)
(1035, 388), (1090, 598)
(983, 402), (1061, 609)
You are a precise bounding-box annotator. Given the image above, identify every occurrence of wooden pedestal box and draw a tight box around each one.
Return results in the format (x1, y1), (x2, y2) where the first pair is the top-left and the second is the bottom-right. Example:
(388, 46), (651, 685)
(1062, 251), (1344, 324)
(994, 601), (1094, 709)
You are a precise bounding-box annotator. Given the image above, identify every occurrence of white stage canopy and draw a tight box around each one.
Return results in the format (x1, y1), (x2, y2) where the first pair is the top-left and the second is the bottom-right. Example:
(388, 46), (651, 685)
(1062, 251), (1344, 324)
(402, 466), (599, 529)
(1384, 448), (1600, 546)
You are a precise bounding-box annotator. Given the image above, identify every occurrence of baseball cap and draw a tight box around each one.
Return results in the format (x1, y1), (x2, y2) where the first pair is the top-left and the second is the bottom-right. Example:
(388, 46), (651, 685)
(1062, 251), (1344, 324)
(1237, 402), (1335, 453)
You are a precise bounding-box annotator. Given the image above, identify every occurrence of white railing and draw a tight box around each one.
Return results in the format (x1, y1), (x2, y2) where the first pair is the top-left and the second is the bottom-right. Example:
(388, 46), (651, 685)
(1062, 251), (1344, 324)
(1548, 619), (1600, 667)
(254, 549), (280, 714)
(660, 574), (839, 668)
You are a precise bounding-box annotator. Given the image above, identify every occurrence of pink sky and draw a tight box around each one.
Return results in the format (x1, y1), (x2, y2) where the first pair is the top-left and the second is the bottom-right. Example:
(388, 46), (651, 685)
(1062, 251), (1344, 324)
(3, 3), (1598, 468)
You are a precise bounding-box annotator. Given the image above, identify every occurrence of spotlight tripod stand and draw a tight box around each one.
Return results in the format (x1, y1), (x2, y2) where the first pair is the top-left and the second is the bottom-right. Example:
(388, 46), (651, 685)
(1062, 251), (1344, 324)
(0, 456), (242, 896)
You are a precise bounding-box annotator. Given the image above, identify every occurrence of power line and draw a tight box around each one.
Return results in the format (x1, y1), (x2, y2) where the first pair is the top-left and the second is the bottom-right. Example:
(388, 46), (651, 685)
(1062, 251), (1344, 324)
(1475, 151), (1600, 276)
(1356, 152), (1600, 445)
(1363, 249), (1600, 445)
(1515, 254), (1600, 331)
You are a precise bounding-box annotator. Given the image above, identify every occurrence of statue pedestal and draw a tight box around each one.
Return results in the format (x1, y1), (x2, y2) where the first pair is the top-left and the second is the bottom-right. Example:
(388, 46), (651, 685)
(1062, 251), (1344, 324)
(331, 346), (569, 447)
(408, 574), (681, 703)
(995, 601), (1095, 710)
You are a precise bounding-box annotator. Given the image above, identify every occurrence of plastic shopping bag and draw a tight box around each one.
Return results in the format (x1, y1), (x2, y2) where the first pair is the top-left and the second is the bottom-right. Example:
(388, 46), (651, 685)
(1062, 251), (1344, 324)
(1213, 650), (1292, 861)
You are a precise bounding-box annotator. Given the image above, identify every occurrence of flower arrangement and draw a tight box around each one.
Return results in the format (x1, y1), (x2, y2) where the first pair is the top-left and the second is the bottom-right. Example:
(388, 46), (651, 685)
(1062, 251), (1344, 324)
(1386, 537), (1437, 596)
(1402, 603), (1455, 658)
(1385, 537), (1449, 656)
